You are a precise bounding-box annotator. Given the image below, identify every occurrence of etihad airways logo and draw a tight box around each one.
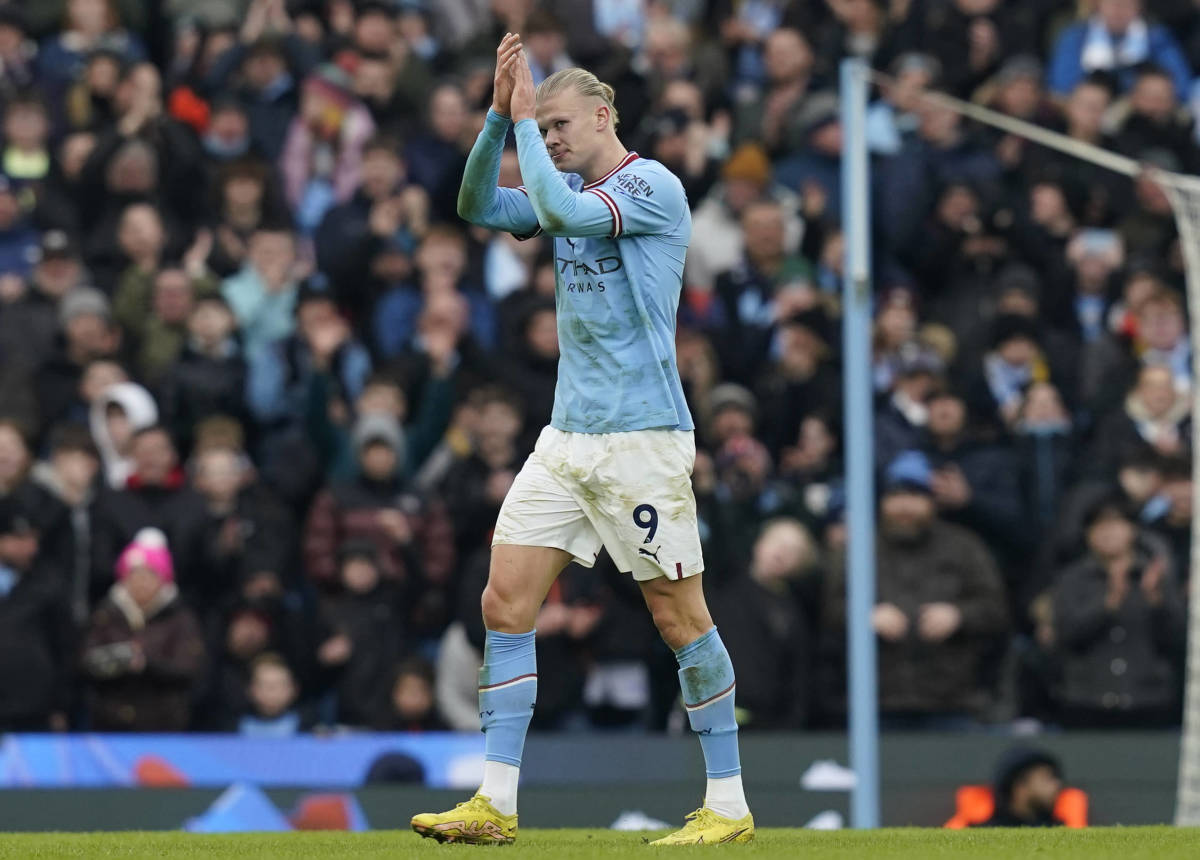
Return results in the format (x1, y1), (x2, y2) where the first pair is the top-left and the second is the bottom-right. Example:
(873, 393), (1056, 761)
(557, 254), (622, 293)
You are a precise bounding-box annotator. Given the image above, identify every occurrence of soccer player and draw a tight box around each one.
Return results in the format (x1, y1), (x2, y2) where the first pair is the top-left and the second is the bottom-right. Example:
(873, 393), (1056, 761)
(410, 35), (753, 846)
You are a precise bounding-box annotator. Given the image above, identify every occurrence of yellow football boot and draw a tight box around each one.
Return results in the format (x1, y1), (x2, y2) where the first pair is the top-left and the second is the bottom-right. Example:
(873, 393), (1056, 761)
(410, 793), (518, 844)
(650, 807), (755, 845)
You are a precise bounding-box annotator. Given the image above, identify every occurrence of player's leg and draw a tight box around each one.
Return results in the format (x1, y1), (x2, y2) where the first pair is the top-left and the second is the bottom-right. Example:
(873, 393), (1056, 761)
(413, 432), (601, 843)
(641, 575), (750, 823)
(584, 429), (752, 843)
(476, 542), (572, 816)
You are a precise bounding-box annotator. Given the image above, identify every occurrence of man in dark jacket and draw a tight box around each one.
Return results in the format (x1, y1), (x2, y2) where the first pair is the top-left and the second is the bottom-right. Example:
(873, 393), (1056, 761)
(711, 518), (814, 729)
(1051, 496), (1187, 727)
(90, 426), (208, 607)
(314, 135), (420, 322)
(0, 496), (74, 730)
(828, 450), (1009, 726)
(923, 391), (1031, 575)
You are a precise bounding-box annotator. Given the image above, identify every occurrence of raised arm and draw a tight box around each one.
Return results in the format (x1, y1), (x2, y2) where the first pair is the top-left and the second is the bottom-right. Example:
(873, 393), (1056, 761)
(456, 34), (540, 236)
(456, 111), (541, 235)
(512, 119), (621, 238)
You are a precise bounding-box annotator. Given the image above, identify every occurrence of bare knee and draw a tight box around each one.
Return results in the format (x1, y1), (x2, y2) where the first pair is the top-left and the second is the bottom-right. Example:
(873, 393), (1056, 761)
(481, 581), (535, 633)
(644, 581), (713, 652)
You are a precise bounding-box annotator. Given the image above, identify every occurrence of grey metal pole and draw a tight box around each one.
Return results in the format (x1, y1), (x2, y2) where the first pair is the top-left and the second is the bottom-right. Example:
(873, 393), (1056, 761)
(839, 56), (880, 830)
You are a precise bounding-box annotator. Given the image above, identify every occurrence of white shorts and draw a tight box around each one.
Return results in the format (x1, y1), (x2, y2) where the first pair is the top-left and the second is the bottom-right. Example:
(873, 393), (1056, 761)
(492, 426), (705, 581)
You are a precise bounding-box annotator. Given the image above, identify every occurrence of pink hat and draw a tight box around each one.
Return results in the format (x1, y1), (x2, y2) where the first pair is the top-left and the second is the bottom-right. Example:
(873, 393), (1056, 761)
(115, 528), (175, 583)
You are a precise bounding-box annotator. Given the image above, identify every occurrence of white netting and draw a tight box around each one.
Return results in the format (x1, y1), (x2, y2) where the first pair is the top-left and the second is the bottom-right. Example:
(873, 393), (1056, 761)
(1162, 172), (1200, 826)
(863, 70), (1200, 825)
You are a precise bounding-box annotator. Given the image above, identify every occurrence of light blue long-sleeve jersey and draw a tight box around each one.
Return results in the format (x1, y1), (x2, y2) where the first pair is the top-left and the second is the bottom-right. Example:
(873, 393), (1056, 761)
(458, 110), (694, 433)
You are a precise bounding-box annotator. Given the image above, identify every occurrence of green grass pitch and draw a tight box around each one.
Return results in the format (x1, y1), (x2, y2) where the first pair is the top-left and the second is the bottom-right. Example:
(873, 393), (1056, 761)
(1, 827), (1199, 859)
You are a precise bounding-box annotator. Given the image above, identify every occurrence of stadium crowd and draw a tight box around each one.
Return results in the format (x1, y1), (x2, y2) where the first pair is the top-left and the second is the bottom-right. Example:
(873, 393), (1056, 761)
(0, 0), (1197, 736)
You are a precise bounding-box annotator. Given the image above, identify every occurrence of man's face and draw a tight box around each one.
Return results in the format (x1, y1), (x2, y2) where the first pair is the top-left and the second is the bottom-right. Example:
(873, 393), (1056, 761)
(477, 402), (521, 447)
(430, 87), (467, 142)
(1131, 75), (1175, 122)
(1139, 302), (1184, 350)
(1067, 83), (1109, 137)
(1136, 366), (1176, 416)
(66, 313), (115, 358)
(361, 148), (402, 199)
(927, 395), (966, 437)
(764, 30), (812, 84)
(357, 383), (406, 421)
(881, 491), (935, 538)
(355, 58), (396, 102)
(1099, 0), (1139, 33)
(360, 441), (397, 480)
(537, 92), (606, 175)
(35, 256), (82, 298)
(1087, 513), (1135, 557)
(742, 204), (785, 263)
(355, 10), (395, 54)
(248, 231), (296, 285)
(341, 557), (380, 593)
(132, 431), (177, 485)
(195, 449), (241, 504)
(118, 205), (165, 259)
(188, 301), (235, 344)
(243, 50), (286, 91)
(153, 270), (193, 325)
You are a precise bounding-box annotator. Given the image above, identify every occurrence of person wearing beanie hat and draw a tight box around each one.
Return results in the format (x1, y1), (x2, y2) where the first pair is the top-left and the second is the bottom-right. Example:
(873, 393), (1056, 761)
(978, 747), (1065, 827)
(303, 405), (454, 591)
(82, 527), (206, 731)
(861, 449), (1008, 726)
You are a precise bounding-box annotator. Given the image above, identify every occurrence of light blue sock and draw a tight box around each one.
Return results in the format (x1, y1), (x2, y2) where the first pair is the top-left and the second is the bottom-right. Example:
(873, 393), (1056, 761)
(479, 629), (537, 767)
(675, 627), (741, 779)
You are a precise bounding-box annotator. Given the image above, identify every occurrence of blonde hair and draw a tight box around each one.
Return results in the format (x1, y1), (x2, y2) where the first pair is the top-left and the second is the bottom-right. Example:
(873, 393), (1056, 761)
(535, 68), (619, 128)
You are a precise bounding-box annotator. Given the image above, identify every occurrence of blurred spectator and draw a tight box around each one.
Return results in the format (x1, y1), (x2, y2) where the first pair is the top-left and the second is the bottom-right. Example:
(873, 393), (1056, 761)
(281, 63), (376, 235)
(712, 518), (816, 729)
(0, 231), (87, 378)
(36, 0), (147, 90)
(373, 657), (447, 731)
(875, 342), (944, 468)
(1013, 382), (1076, 576)
(221, 224), (300, 356)
(315, 135), (427, 321)
(89, 381), (158, 490)
(685, 142), (801, 292)
(866, 53), (938, 156)
(0, 495), (73, 731)
(1144, 456), (1192, 590)
(27, 423), (101, 626)
(3, 93), (51, 183)
(1050, 495), (1186, 726)
(979, 747), (1067, 827)
(315, 540), (405, 727)
(0, 174), (40, 278)
(828, 451), (1009, 727)
(923, 390), (1030, 575)
(81, 528), (206, 731)
(157, 293), (250, 455)
(713, 199), (812, 384)
(732, 28), (814, 158)
(203, 0), (320, 160)
(90, 425), (208, 605)
(1087, 364), (1190, 479)
(238, 652), (311, 736)
(303, 411), (455, 635)
(755, 307), (841, 460)
(1112, 65), (1199, 173)
(191, 444), (294, 609)
(1047, 0), (1191, 99)
(404, 83), (470, 222)
(438, 387), (523, 557)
